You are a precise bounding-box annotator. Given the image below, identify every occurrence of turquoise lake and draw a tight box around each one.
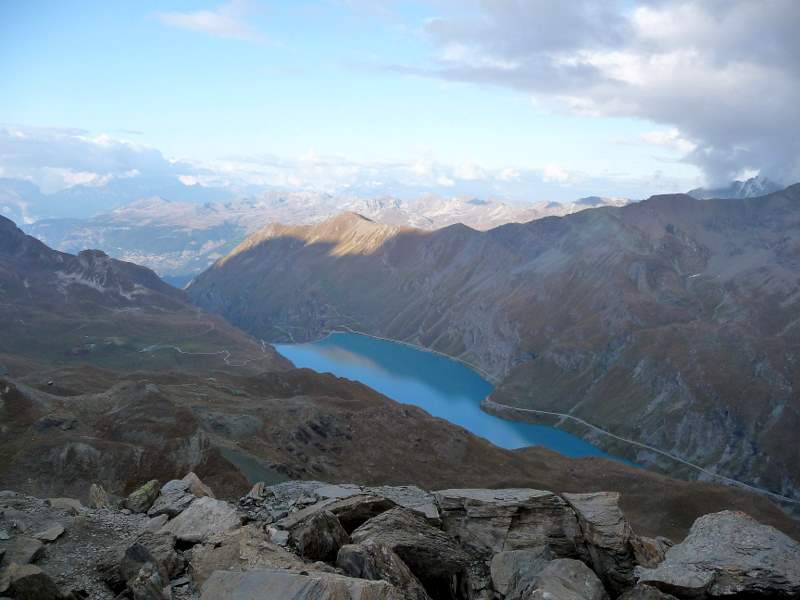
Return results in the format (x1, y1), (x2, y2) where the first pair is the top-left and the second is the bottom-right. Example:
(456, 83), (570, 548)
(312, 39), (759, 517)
(275, 332), (615, 458)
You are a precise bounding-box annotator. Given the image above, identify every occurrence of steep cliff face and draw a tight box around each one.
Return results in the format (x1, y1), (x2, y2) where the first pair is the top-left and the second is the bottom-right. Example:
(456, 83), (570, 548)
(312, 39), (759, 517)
(187, 186), (800, 501)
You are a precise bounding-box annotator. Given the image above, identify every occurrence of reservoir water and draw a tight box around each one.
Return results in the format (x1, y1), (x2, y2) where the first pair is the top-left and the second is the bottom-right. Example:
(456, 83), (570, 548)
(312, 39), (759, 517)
(275, 331), (615, 458)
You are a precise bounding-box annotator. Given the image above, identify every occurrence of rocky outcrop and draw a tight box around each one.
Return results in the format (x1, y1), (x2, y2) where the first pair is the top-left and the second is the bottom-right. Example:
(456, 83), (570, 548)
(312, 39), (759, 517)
(200, 568), (402, 600)
(190, 524), (307, 587)
(0, 563), (68, 600)
(3, 479), (800, 600)
(351, 507), (471, 599)
(563, 492), (637, 593)
(636, 510), (800, 598)
(490, 548), (551, 598)
(527, 558), (608, 600)
(619, 585), (678, 600)
(181, 472), (215, 499)
(287, 510), (350, 562)
(159, 496), (240, 544)
(337, 541), (431, 600)
(147, 479), (197, 518)
(435, 488), (582, 557)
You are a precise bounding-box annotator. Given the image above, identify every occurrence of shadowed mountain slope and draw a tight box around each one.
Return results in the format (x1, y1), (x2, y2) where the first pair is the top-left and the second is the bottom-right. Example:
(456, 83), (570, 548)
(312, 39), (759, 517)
(0, 214), (288, 374)
(187, 185), (800, 504)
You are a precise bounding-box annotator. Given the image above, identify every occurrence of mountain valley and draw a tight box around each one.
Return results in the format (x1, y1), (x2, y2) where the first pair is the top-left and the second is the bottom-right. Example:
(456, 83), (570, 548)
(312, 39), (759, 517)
(187, 185), (800, 506)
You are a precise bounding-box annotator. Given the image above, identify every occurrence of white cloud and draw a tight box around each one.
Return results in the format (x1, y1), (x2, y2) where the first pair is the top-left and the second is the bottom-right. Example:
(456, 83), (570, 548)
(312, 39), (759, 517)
(154, 0), (263, 42)
(641, 128), (697, 154)
(454, 160), (486, 181)
(392, 0), (800, 186)
(0, 124), (700, 201)
(497, 167), (520, 182)
(0, 125), (199, 192)
(542, 163), (571, 184)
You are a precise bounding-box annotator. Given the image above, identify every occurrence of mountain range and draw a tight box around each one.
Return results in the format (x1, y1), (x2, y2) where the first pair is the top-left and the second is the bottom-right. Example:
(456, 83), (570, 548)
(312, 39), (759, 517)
(187, 184), (800, 507)
(3, 214), (795, 543)
(22, 191), (629, 284)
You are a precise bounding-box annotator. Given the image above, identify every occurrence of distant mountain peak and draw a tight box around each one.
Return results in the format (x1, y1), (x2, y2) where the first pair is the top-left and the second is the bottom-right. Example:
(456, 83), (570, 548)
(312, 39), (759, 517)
(326, 211), (375, 226)
(688, 175), (783, 200)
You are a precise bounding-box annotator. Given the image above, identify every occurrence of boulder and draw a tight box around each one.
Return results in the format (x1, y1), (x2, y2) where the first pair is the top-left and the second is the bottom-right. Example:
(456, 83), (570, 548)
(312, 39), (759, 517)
(128, 562), (171, 600)
(490, 548), (551, 599)
(528, 558), (608, 600)
(289, 510), (350, 562)
(32, 524), (64, 543)
(147, 480), (195, 518)
(618, 585), (678, 600)
(244, 481), (267, 501)
(159, 496), (239, 544)
(636, 510), (800, 598)
(88, 483), (113, 509)
(434, 489), (582, 557)
(190, 523), (307, 588)
(0, 536), (43, 567)
(144, 514), (169, 533)
(119, 531), (181, 586)
(337, 541), (431, 600)
(351, 507), (470, 599)
(366, 486), (440, 523)
(630, 536), (672, 569)
(200, 568), (403, 600)
(563, 492), (636, 592)
(0, 563), (64, 600)
(46, 497), (83, 515)
(326, 495), (397, 533)
(181, 472), (214, 498)
(101, 530), (180, 595)
(124, 480), (160, 514)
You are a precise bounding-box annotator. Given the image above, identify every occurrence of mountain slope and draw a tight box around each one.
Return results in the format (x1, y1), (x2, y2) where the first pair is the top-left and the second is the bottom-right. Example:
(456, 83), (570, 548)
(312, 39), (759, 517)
(2, 213), (799, 543)
(0, 214), (288, 374)
(187, 185), (800, 503)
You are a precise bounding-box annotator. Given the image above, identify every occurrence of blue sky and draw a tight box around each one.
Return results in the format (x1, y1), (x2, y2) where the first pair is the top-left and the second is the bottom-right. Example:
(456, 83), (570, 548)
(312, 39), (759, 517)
(1, 1), (797, 201)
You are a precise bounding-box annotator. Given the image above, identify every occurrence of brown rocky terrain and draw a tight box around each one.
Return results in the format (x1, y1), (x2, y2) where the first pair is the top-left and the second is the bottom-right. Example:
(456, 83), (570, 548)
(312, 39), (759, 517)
(3, 215), (798, 542)
(0, 214), (288, 375)
(186, 185), (800, 504)
(1, 476), (798, 599)
(2, 365), (798, 544)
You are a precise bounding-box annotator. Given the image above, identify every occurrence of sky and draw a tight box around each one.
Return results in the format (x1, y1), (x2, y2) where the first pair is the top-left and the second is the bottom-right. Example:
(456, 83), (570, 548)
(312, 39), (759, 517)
(1, 0), (798, 202)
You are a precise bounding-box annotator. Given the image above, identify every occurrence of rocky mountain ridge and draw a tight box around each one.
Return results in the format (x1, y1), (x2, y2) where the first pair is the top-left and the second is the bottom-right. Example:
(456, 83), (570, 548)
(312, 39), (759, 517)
(187, 185), (800, 505)
(1, 475), (798, 599)
(687, 175), (783, 200)
(21, 193), (629, 282)
(0, 214), (287, 374)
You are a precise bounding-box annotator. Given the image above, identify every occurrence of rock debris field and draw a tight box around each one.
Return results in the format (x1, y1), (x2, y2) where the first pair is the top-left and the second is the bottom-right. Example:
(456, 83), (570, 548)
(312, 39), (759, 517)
(0, 474), (798, 599)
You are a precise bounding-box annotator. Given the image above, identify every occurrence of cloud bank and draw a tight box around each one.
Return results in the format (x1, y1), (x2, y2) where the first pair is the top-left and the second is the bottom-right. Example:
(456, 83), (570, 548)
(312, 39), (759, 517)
(0, 125), (689, 201)
(0, 125), (197, 193)
(396, 0), (800, 185)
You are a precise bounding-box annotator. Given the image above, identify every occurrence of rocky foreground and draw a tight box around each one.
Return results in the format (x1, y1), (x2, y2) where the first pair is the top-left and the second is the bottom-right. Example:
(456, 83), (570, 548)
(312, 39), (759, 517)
(1, 475), (798, 600)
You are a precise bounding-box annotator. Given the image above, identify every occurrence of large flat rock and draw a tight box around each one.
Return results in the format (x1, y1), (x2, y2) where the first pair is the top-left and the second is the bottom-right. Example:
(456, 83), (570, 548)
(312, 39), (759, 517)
(200, 568), (403, 599)
(159, 496), (239, 544)
(636, 510), (800, 598)
(434, 488), (582, 557)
